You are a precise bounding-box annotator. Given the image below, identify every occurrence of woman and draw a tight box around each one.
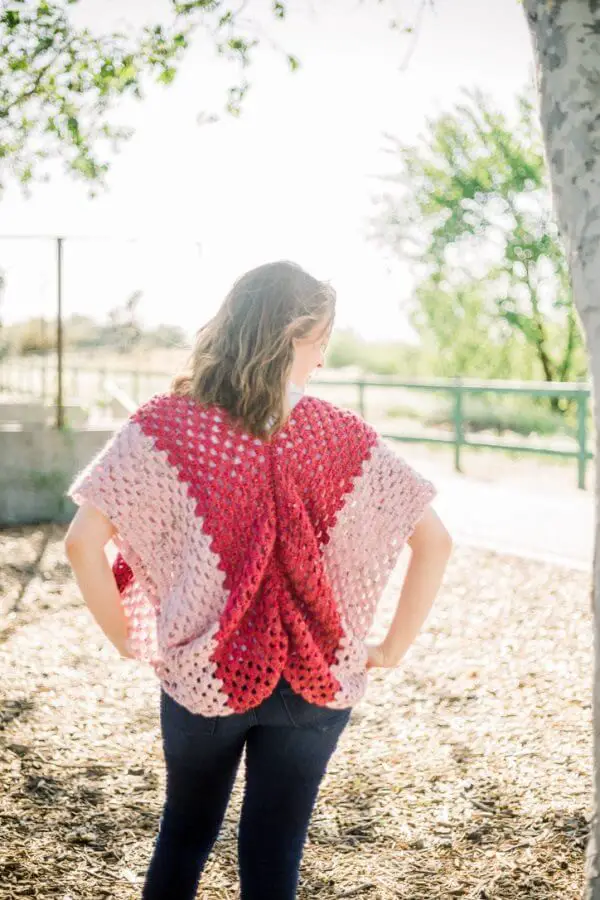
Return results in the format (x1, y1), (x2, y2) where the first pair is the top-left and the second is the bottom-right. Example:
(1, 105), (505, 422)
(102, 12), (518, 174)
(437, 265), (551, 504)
(65, 260), (452, 900)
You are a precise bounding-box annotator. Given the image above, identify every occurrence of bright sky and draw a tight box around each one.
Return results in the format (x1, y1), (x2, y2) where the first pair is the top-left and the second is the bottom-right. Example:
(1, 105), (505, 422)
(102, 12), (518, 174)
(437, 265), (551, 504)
(0, 0), (534, 340)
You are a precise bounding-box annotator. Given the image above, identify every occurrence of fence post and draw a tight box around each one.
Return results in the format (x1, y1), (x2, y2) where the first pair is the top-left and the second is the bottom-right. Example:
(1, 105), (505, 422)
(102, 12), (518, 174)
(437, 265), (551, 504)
(453, 380), (464, 473)
(56, 236), (65, 429)
(577, 389), (588, 490)
(358, 381), (366, 419)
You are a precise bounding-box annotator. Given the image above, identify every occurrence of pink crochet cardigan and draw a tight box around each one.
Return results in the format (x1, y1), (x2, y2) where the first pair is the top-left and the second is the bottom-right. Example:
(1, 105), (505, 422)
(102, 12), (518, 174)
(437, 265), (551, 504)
(68, 392), (435, 715)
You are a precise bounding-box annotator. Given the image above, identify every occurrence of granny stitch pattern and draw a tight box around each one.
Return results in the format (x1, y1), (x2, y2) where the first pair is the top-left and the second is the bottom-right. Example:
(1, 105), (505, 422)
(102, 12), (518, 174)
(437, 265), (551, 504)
(69, 393), (435, 715)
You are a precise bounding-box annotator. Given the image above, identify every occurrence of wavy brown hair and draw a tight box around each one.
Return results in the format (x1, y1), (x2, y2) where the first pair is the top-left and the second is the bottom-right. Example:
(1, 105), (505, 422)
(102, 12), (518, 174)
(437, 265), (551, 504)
(172, 261), (336, 438)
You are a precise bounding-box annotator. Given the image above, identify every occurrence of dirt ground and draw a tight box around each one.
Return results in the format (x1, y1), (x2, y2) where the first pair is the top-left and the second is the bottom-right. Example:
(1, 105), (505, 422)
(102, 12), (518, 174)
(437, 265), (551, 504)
(397, 442), (594, 496)
(0, 525), (592, 899)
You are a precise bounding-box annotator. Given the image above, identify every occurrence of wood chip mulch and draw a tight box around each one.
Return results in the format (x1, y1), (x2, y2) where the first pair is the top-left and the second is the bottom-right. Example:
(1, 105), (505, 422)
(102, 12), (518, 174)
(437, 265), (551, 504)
(0, 525), (591, 899)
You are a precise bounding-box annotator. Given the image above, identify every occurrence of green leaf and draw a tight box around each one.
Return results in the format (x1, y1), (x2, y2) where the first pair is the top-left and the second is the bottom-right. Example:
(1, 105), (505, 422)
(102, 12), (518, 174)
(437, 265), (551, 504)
(158, 66), (177, 84)
(3, 10), (20, 28)
(67, 116), (79, 138)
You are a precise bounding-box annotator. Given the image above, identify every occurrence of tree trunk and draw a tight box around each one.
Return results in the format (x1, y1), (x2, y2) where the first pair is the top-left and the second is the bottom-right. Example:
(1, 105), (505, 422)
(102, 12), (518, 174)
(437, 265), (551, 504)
(523, 2), (600, 896)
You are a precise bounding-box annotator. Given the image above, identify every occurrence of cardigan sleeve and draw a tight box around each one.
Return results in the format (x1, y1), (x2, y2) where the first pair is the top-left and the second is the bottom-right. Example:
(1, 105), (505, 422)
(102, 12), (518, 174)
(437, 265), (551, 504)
(366, 434), (437, 545)
(68, 417), (151, 536)
(317, 407), (438, 646)
(67, 415), (165, 665)
(322, 403), (437, 551)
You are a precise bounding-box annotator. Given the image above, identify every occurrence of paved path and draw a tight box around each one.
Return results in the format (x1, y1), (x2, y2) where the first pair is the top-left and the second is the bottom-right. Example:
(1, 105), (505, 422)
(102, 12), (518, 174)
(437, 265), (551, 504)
(415, 462), (594, 571)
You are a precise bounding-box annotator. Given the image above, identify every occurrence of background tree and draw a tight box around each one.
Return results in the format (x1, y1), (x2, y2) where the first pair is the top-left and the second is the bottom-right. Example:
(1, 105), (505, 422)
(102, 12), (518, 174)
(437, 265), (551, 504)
(14, 315), (55, 354)
(409, 277), (541, 380)
(3, 311), (189, 353)
(372, 86), (586, 387)
(523, 5), (600, 896)
(107, 289), (143, 353)
(0, 0), (297, 192)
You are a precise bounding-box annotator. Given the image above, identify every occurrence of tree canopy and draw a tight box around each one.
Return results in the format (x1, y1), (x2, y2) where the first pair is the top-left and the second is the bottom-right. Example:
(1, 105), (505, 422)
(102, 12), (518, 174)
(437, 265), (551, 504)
(372, 86), (586, 384)
(0, 0), (299, 192)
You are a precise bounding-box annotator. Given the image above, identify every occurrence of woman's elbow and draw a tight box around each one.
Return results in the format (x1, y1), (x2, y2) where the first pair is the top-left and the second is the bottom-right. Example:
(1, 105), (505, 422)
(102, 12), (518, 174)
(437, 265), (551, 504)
(437, 523), (453, 557)
(64, 503), (115, 561)
(64, 519), (96, 562)
(409, 508), (453, 557)
(64, 527), (85, 561)
(426, 522), (453, 560)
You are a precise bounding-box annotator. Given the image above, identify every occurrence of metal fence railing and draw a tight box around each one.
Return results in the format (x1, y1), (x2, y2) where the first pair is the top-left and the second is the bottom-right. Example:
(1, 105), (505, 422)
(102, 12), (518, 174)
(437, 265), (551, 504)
(0, 356), (593, 489)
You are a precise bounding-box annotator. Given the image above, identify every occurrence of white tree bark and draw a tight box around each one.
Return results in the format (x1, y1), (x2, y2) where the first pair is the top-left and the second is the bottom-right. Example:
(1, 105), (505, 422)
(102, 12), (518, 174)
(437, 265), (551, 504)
(523, 2), (600, 896)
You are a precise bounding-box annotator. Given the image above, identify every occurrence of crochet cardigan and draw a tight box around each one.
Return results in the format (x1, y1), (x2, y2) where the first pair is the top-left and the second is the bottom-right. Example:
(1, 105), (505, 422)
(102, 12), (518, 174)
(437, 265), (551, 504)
(68, 391), (435, 716)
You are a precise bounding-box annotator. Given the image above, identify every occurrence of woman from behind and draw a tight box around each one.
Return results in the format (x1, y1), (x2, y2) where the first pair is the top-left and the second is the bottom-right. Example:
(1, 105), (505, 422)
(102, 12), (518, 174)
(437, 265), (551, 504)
(64, 260), (452, 900)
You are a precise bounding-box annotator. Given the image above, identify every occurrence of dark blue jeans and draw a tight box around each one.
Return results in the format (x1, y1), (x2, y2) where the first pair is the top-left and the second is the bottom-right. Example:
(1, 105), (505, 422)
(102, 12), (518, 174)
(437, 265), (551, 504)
(141, 678), (352, 900)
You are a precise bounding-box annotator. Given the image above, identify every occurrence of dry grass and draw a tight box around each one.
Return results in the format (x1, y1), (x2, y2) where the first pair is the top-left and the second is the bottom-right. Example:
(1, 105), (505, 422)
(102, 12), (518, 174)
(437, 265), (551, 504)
(0, 526), (591, 899)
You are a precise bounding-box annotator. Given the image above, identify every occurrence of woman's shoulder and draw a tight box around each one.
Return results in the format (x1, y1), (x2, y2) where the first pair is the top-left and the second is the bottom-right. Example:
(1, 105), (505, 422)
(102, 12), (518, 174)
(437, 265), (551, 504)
(291, 395), (378, 450)
(132, 391), (210, 425)
(132, 392), (242, 447)
(294, 394), (374, 432)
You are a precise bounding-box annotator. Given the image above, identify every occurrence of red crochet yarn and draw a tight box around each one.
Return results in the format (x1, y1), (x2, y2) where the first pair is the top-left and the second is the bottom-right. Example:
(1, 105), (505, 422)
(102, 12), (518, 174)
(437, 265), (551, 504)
(125, 395), (375, 711)
(113, 553), (135, 595)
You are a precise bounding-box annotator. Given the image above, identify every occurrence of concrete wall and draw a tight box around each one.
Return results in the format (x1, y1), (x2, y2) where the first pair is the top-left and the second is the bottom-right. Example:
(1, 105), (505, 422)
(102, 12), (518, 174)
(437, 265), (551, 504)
(0, 402), (89, 428)
(0, 427), (113, 525)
